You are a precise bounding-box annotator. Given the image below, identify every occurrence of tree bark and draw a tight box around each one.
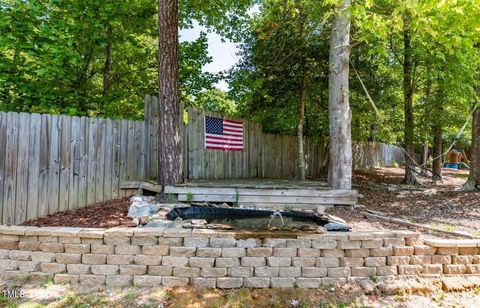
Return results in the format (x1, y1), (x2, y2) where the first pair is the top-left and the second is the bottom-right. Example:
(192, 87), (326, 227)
(158, 0), (182, 188)
(298, 72), (306, 180)
(432, 122), (443, 177)
(328, 0), (352, 190)
(420, 143), (429, 176)
(461, 91), (480, 191)
(401, 17), (418, 185)
(103, 27), (112, 97)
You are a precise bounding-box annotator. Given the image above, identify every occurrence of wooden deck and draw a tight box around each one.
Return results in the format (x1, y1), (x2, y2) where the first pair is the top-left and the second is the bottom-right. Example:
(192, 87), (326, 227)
(121, 179), (358, 210)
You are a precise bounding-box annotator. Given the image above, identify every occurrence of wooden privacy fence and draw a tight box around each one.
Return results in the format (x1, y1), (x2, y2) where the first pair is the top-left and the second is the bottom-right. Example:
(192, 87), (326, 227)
(0, 112), (145, 225)
(0, 94), (409, 224)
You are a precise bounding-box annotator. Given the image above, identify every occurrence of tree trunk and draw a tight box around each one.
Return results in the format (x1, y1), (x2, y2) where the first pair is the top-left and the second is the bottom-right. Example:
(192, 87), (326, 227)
(420, 143), (428, 176)
(461, 92), (480, 191)
(401, 17), (418, 185)
(432, 122), (443, 177)
(328, 0), (352, 190)
(298, 72), (306, 180)
(368, 123), (377, 142)
(158, 0), (181, 188)
(103, 27), (112, 97)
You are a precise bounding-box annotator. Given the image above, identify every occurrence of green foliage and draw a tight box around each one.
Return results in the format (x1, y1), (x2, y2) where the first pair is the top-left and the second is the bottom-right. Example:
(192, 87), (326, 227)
(186, 192), (194, 203)
(194, 88), (236, 115)
(166, 193), (175, 204)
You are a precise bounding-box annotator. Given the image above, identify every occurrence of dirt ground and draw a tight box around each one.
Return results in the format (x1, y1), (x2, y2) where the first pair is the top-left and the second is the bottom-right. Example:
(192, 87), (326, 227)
(22, 167), (480, 239)
(1, 282), (480, 308)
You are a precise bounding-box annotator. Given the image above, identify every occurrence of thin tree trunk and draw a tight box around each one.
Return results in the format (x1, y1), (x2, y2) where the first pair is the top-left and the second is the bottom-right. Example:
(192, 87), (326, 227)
(401, 16), (418, 185)
(328, 0), (352, 190)
(298, 73), (306, 180)
(103, 27), (112, 97)
(461, 89), (480, 191)
(158, 0), (181, 188)
(432, 122), (443, 177)
(420, 143), (428, 176)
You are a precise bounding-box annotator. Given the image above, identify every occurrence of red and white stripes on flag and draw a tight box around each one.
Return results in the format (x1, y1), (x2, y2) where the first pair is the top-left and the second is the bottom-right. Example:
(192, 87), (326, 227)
(204, 116), (244, 151)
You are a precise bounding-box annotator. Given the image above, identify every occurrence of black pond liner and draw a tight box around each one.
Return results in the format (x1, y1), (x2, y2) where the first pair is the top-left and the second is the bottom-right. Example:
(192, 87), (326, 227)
(166, 207), (351, 232)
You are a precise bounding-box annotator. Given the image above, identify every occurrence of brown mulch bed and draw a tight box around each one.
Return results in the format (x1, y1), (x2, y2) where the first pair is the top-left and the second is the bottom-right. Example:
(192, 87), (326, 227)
(21, 198), (132, 228)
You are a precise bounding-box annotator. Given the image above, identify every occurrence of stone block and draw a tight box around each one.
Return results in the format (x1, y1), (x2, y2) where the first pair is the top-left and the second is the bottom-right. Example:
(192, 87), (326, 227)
(422, 264), (443, 274)
(81, 238), (104, 245)
(316, 257), (340, 268)
(58, 237), (81, 244)
(184, 237), (209, 248)
(0, 259), (18, 272)
(82, 254), (106, 265)
(348, 232), (374, 241)
(55, 253), (81, 264)
(383, 238), (405, 247)
(340, 257), (364, 267)
(351, 267), (376, 277)
(414, 245), (436, 255)
(115, 245), (141, 255)
(192, 277), (216, 288)
(0, 225), (31, 235)
(376, 266), (397, 276)
(19, 242), (40, 251)
(410, 255), (431, 265)
(196, 247), (222, 257)
(267, 257), (291, 267)
(9, 250), (31, 261)
(241, 257), (266, 267)
(91, 245), (114, 254)
(39, 242), (64, 253)
(452, 255), (474, 264)
(322, 249), (345, 258)
(148, 266), (173, 276)
(106, 275), (132, 287)
(133, 275), (162, 286)
(19, 235), (38, 242)
(3, 270), (25, 281)
(247, 247), (272, 257)
(67, 264), (91, 274)
(262, 238), (286, 248)
(162, 256), (188, 267)
(327, 267), (350, 278)
(443, 264), (466, 274)
(279, 267), (301, 277)
(0, 249), (10, 259)
(38, 236), (59, 243)
(91, 265), (119, 275)
(41, 263), (66, 273)
(104, 228), (133, 237)
(210, 238), (236, 248)
(104, 236), (130, 245)
(0, 241), (19, 250)
(459, 247), (478, 255)
(120, 265), (147, 275)
(173, 267), (200, 277)
(338, 241), (361, 249)
(398, 265), (423, 275)
(215, 257), (240, 267)
(436, 247), (458, 255)
(473, 255), (480, 264)
(77, 228), (105, 239)
(54, 274), (79, 284)
(286, 239), (311, 248)
(364, 257), (386, 267)
(370, 247), (393, 257)
(31, 252), (56, 263)
(236, 239), (259, 248)
(255, 267), (279, 277)
(163, 228), (191, 238)
(361, 239), (383, 249)
(345, 249), (369, 258)
(107, 255), (134, 265)
(201, 267), (227, 277)
(17, 261), (40, 272)
(228, 267), (253, 277)
(387, 256), (410, 266)
(274, 248), (297, 257)
(244, 277), (270, 288)
(221, 248), (246, 258)
(311, 240), (337, 249)
(64, 244), (90, 254)
(134, 254), (162, 266)
(142, 245), (169, 256)
(292, 257), (316, 267)
(189, 257), (215, 268)
(217, 277), (243, 288)
(191, 229), (218, 238)
(158, 237), (183, 246)
(465, 264), (480, 274)
(271, 277), (295, 288)
(170, 247), (196, 257)
(301, 267), (327, 278)
(131, 236), (157, 246)
(298, 248), (320, 257)
(432, 255), (452, 264)
(394, 246), (414, 256)
(134, 227), (166, 237)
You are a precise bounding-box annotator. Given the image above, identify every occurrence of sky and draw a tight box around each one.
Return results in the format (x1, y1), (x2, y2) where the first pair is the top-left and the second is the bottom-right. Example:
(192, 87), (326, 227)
(180, 23), (240, 91)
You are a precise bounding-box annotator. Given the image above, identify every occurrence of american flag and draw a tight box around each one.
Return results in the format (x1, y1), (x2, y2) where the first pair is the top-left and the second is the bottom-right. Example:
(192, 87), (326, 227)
(204, 116), (244, 151)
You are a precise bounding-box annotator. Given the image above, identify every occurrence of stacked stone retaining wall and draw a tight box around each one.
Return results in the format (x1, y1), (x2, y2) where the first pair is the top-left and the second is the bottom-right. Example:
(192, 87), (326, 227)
(1, 226), (479, 288)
